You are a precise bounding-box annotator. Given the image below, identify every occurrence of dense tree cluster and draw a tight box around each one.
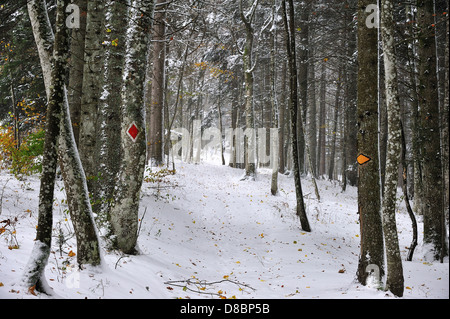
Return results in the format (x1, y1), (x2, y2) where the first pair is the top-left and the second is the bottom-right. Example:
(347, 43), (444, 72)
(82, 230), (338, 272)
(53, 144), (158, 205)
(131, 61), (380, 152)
(0, 0), (447, 298)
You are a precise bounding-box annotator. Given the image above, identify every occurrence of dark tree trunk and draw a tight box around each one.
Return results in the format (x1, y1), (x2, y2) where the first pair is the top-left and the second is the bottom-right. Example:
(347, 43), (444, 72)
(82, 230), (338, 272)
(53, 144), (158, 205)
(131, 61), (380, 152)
(282, 0), (311, 232)
(356, 0), (384, 286)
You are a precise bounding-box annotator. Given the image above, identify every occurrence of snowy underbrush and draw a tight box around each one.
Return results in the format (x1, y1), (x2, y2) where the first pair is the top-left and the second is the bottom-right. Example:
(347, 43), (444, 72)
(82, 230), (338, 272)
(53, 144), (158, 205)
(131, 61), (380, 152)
(0, 163), (448, 299)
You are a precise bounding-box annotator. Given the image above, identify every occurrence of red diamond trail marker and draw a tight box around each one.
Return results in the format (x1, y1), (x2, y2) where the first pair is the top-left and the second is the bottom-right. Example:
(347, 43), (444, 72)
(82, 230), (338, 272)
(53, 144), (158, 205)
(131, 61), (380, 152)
(127, 122), (140, 142)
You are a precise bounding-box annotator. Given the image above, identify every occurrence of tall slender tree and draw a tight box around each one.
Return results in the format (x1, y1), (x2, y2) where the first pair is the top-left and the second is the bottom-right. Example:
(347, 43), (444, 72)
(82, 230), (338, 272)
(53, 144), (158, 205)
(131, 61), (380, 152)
(356, 0), (384, 286)
(26, 0), (101, 270)
(109, 0), (153, 254)
(22, 0), (70, 293)
(146, 0), (167, 166)
(78, 0), (105, 211)
(97, 0), (129, 225)
(380, 0), (404, 297)
(282, 0), (311, 232)
(240, 0), (259, 180)
(416, 0), (447, 260)
(67, 0), (87, 146)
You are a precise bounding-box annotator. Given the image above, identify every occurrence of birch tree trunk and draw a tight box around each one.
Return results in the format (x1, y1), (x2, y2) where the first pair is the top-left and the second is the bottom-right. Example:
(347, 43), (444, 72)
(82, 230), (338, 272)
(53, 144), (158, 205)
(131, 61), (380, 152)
(26, 0), (101, 268)
(110, 0), (152, 254)
(27, 0), (54, 99)
(380, 0), (404, 297)
(97, 0), (129, 225)
(22, 0), (68, 293)
(356, 0), (384, 286)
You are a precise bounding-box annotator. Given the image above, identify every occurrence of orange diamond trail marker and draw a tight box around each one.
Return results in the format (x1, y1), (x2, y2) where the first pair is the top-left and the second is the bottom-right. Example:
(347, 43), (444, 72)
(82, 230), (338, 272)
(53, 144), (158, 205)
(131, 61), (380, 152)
(357, 153), (371, 165)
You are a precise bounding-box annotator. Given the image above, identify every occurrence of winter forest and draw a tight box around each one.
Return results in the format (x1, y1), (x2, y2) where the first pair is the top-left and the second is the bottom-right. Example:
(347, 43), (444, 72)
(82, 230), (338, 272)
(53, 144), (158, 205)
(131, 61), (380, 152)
(0, 0), (448, 303)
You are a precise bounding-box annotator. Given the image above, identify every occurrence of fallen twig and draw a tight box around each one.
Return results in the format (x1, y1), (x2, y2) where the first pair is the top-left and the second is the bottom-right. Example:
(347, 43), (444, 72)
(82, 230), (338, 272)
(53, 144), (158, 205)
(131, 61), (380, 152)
(164, 277), (256, 297)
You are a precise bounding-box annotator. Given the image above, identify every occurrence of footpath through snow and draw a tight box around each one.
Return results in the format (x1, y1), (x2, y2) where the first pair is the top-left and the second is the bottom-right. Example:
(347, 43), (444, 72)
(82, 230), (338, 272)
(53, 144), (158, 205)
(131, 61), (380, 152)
(0, 162), (448, 299)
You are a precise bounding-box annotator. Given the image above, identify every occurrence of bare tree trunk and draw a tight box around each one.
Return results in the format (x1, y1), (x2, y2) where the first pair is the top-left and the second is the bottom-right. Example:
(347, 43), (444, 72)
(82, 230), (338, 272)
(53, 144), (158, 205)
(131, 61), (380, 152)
(282, 0), (311, 232)
(22, 0), (68, 293)
(356, 0), (384, 286)
(328, 69), (341, 180)
(9, 72), (20, 149)
(26, 0), (54, 100)
(380, 0), (404, 296)
(297, 1), (310, 174)
(67, 0), (87, 146)
(96, 0), (129, 224)
(270, 0), (278, 195)
(240, 0), (259, 180)
(278, 60), (287, 174)
(417, 0), (446, 260)
(78, 0), (105, 210)
(147, 0), (166, 166)
(401, 122), (418, 262)
(317, 61), (326, 177)
(308, 53), (317, 178)
(344, 1), (358, 187)
(110, 0), (152, 254)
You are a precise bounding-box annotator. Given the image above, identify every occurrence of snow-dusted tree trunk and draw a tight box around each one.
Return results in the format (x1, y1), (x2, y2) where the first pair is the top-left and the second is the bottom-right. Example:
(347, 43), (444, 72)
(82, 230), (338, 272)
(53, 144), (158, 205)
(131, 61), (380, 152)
(109, 0), (152, 254)
(282, 0), (311, 232)
(27, 0), (54, 99)
(240, 0), (258, 180)
(97, 0), (129, 224)
(26, 0), (101, 268)
(146, 0), (166, 166)
(380, 0), (404, 297)
(356, 0), (384, 286)
(58, 97), (101, 266)
(22, 0), (68, 293)
(417, 0), (446, 260)
(67, 0), (87, 146)
(269, 0), (278, 195)
(79, 0), (105, 206)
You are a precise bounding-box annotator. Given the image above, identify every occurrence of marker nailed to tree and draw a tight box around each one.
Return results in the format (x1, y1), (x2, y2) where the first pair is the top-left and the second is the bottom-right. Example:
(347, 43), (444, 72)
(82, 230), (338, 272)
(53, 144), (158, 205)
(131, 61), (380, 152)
(127, 122), (140, 142)
(357, 153), (371, 165)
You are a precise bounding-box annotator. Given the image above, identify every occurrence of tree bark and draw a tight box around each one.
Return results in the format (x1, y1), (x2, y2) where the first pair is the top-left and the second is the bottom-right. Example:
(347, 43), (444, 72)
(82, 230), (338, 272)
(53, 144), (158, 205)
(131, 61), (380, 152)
(356, 0), (384, 286)
(147, 0), (166, 166)
(317, 61), (326, 177)
(297, 1), (310, 174)
(380, 0), (404, 296)
(240, 0), (258, 180)
(110, 0), (153, 254)
(282, 0), (311, 232)
(416, 0), (446, 260)
(328, 70), (341, 181)
(67, 0), (87, 146)
(97, 0), (129, 224)
(79, 0), (105, 201)
(26, 0), (54, 99)
(22, 0), (68, 293)
(270, 0), (278, 195)
(401, 122), (418, 262)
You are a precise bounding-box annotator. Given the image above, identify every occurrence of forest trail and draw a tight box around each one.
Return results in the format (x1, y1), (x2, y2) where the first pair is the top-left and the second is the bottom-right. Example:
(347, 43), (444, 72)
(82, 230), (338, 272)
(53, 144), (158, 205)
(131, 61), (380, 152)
(0, 162), (448, 299)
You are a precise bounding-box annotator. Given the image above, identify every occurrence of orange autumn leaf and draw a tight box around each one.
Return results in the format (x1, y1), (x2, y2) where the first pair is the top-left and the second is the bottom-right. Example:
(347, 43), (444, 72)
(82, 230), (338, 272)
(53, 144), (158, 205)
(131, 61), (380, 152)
(28, 285), (37, 296)
(68, 250), (76, 257)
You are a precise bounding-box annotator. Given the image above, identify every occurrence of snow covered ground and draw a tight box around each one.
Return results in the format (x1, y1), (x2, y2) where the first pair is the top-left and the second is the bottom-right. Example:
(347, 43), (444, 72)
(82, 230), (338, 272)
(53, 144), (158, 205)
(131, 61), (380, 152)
(0, 161), (448, 299)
